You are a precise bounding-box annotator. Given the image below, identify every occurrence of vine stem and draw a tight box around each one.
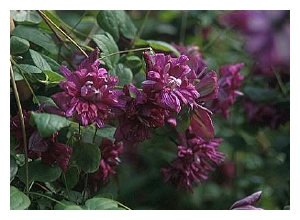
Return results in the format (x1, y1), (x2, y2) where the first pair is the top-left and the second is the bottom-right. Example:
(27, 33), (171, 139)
(37, 10), (88, 58)
(130, 10), (150, 48)
(29, 192), (66, 206)
(99, 47), (153, 60)
(272, 66), (287, 95)
(10, 64), (29, 196)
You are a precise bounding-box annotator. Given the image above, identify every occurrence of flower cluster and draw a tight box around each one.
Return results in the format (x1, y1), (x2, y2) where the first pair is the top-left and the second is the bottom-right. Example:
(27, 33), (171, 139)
(161, 128), (225, 192)
(10, 111), (72, 172)
(209, 63), (245, 118)
(89, 138), (123, 191)
(51, 48), (124, 128)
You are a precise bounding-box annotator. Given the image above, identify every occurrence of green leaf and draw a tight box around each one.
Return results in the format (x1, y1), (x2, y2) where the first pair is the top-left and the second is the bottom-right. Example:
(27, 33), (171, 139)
(134, 39), (180, 57)
(18, 160), (62, 183)
(10, 156), (18, 182)
(12, 66), (23, 81)
(12, 25), (58, 54)
(10, 36), (30, 55)
(11, 10), (42, 24)
(54, 200), (83, 210)
(30, 112), (71, 137)
(63, 166), (79, 189)
(109, 63), (133, 86)
(10, 186), (31, 210)
(97, 11), (119, 41)
(36, 95), (57, 107)
(29, 49), (52, 71)
(71, 142), (101, 173)
(92, 33), (119, 69)
(42, 54), (61, 72)
(96, 10), (137, 41)
(85, 197), (118, 210)
(43, 70), (65, 84)
(18, 64), (42, 74)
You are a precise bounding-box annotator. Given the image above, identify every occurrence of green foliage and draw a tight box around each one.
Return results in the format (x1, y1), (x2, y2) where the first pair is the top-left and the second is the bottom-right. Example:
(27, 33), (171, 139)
(71, 141), (101, 173)
(135, 39), (180, 57)
(30, 112), (71, 137)
(10, 156), (18, 182)
(97, 10), (137, 41)
(10, 36), (30, 55)
(85, 197), (124, 210)
(12, 25), (58, 54)
(109, 63), (133, 86)
(93, 33), (119, 69)
(10, 186), (31, 210)
(54, 200), (83, 210)
(18, 160), (62, 184)
(11, 10), (42, 24)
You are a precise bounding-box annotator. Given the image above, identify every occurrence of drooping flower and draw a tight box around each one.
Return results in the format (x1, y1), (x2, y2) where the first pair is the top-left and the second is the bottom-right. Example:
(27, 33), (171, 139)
(230, 191), (264, 210)
(209, 63), (244, 118)
(161, 130), (224, 192)
(89, 138), (123, 191)
(51, 48), (123, 128)
(11, 110), (73, 172)
(114, 84), (167, 146)
(41, 132), (73, 173)
(142, 53), (200, 113)
(220, 10), (290, 73)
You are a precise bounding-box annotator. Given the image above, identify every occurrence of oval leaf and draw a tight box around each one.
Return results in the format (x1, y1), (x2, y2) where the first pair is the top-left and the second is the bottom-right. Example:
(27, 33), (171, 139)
(43, 70), (65, 84)
(29, 49), (52, 71)
(93, 33), (119, 70)
(10, 186), (31, 210)
(10, 36), (30, 55)
(18, 160), (62, 183)
(72, 142), (101, 173)
(85, 197), (118, 210)
(11, 10), (42, 24)
(63, 166), (79, 189)
(30, 112), (71, 137)
(54, 200), (83, 210)
(18, 64), (42, 74)
(12, 25), (58, 54)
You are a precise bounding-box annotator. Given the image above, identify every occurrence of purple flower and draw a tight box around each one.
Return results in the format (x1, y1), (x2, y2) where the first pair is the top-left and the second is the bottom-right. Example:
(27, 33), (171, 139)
(172, 44), (206, 78)
(41, 132), (73, 173)
(221, 10), (290, 71)
(161, 131), (225, 192)
(142, 53), (200, 113)
(230, 191), (264, 210)
(52, 48), (123, 128)
(114, 84), (167, 146)
(209, 63), (244, 118)
(89, 138), (123, 191)
(11, 110), (73, 172)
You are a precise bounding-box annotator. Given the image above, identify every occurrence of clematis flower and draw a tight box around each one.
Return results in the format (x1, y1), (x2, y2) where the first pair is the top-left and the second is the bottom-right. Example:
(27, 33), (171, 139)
(89, 138), (123, 191)
(142, 53), (200, 113)
(114, 84), (167, 146)
(11, 110), (73, 172)
(230, 191), (264, 210)
(51, 48), (123, 128)
(209, 63), (244, 118)
(161, 130), (224, 192)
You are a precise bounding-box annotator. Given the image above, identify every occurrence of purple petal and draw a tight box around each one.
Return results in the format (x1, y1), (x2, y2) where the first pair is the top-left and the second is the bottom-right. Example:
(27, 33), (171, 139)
(190, 106), (214, 139)
(230, 191), (263, 210)
(77, 47), (99, 71)
(60, 65), (72, 78)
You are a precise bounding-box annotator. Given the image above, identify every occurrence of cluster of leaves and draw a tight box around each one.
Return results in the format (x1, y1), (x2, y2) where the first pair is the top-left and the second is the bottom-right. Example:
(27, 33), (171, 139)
(10, 10), (290, 210)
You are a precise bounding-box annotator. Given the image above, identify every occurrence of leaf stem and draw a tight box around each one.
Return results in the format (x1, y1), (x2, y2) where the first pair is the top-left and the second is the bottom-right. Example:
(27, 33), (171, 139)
(29, 191), (66, 206)
(37, 10), (88, 58)
(62, 173), (71, 201)
(10, 57), (40, 105)
(117, 201), (131, 210)
(92, 126), (98, 143)
(130, 10), (150, 48)
(10, 64), (29, 196)
(99, 47), (153, 60)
